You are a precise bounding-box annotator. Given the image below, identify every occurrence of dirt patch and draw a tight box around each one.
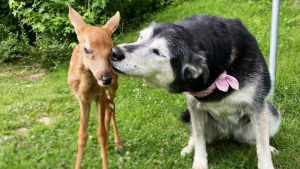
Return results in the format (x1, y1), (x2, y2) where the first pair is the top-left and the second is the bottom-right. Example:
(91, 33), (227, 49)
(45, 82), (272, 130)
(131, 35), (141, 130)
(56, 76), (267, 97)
(0, 72), (13, 77)
(292, 0), (300, 8)
(23, 84), (33, 87)
(37, 117), (52, 125)
(24, 73), (45, 80)
(15, 127), (29, 135)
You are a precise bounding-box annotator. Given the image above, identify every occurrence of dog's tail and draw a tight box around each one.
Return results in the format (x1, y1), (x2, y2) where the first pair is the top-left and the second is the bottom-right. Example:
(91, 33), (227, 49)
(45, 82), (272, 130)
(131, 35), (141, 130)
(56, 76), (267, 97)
(267, 101), (280, 119)
(180, 109), (191, 123)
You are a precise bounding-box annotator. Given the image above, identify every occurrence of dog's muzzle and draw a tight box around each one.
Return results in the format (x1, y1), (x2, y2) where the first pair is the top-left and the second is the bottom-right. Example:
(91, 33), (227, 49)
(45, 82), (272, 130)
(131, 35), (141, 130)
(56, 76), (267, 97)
(111, 47), (125, 61)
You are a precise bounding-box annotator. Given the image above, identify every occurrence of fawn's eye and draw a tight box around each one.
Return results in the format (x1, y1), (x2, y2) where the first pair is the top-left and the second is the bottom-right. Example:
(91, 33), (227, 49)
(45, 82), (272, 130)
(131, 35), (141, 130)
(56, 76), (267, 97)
(84, 47), (90, 54)
(153, 48), (160, 56)
(83, 47), (94, 60)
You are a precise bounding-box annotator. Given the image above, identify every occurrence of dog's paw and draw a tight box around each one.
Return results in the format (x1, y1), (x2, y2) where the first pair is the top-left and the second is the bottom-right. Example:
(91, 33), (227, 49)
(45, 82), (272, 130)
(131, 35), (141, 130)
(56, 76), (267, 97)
(270, 146), (279, 155)
(192, 158), (208, 169)
(180, 146), (193, 156)
(258, 162), (275, 169)
(192, 162), (208, 169)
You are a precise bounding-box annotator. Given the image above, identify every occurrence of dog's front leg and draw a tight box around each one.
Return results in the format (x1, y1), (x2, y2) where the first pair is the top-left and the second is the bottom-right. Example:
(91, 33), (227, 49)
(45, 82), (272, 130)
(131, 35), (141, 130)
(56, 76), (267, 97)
(250, 102), (274, 169)
(187, 95), (207, 169)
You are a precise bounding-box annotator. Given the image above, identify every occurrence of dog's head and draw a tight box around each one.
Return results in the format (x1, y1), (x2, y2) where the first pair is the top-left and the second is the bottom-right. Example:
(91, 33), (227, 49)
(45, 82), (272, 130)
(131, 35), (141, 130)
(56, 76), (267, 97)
(110, 22), (208, 93)
(69, 5), (119, 86)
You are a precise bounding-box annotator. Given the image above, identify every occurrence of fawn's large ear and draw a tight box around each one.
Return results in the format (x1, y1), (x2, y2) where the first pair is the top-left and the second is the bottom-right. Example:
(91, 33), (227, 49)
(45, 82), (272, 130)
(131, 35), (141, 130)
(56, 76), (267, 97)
(102, 11), (120, 35)
(68, 5), (87, 35)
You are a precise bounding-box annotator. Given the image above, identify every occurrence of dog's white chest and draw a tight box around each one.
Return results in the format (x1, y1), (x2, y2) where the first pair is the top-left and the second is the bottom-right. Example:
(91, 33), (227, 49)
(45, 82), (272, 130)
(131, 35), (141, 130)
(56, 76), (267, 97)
(200, 86), (255, 124)
(202, 101), (243, 124)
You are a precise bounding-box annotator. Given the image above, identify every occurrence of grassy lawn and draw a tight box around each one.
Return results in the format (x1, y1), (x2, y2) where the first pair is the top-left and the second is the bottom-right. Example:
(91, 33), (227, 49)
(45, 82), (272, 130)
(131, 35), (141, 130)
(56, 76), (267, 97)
(1, 0), (300, 168)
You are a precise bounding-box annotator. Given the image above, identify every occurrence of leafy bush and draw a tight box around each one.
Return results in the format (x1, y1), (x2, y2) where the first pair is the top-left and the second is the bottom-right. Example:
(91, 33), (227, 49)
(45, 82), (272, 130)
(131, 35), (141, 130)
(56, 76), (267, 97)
(32, 35), (72, 69)
(0, 24), (31, 63)
(8, 0), (186, 39)
(0, 24), (71, 68)
(0, 1), (19, 32)
(2, 0), (188, 68)
(9, 0), (74, 41)
(105, 0), (179, 32)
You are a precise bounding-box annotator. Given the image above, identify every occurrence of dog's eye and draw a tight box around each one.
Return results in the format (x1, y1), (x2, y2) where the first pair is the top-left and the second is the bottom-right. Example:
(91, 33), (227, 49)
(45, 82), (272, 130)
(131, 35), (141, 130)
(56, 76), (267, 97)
(153, 48), (160, 56)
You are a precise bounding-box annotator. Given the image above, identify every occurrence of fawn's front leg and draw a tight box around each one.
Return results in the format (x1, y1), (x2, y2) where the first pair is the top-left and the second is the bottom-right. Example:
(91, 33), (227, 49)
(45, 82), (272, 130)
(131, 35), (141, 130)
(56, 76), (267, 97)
(104, 96), (113, 150)
(75, 100), (91, 169)
(107, 80), (123, 149)
(96, 94), (108, 169)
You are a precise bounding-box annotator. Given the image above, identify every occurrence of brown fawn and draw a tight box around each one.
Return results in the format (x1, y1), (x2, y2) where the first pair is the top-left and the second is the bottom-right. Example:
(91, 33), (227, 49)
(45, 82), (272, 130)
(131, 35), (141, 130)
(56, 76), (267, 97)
(67, 5), (123, 169)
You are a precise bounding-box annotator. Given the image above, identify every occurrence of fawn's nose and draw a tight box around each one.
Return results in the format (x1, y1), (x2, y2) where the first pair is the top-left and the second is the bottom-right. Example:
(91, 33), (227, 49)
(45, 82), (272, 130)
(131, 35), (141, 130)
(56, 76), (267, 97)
(102, 75), (112, 85)
(111, 46), (125, 61)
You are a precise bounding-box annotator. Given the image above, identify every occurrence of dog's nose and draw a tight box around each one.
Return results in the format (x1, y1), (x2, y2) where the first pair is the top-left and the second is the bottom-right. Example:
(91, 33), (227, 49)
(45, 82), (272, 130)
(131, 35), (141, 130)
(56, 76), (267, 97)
(111, 46), (125, 61)
(102, 76), (112, 85)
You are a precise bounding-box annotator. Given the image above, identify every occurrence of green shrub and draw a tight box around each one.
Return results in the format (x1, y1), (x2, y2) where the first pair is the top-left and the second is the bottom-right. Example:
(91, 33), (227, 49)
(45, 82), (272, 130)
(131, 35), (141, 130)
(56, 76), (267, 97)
(3, 0), (188, 68)
(105, 0), (177, 32)
(8, 0), (187, 39)
(0, 24), (30, 63)
(9, 0), (74, 41)
(0, 24), (71, 68)
(31, 35), (72, 69)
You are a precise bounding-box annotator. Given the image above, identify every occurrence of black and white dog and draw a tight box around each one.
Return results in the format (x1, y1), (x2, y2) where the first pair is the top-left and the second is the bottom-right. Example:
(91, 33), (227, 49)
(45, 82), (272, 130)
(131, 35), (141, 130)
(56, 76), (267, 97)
(110, 15), (281, 169)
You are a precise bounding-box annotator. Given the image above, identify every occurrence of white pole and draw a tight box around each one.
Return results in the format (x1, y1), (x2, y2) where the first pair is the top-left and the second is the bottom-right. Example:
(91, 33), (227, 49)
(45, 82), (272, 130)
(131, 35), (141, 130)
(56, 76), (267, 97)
(269, 0), (280, 101)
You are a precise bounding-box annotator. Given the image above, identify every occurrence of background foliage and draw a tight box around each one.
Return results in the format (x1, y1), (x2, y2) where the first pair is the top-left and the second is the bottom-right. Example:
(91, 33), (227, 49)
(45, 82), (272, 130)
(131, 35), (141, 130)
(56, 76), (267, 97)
(0, 0), (187, 68)
(0, 0), (300, 168)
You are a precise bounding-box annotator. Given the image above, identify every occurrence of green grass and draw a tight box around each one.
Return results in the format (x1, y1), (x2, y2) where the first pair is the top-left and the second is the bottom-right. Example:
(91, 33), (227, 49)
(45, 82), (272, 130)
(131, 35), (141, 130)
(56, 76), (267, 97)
(1, 0), (300, 168)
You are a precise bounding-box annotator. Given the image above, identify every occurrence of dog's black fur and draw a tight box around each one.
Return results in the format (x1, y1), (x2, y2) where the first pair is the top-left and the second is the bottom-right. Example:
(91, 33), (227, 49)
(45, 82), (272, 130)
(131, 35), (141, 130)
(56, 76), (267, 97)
(159, 15), (270, 102)
(111, 14), (280, 169)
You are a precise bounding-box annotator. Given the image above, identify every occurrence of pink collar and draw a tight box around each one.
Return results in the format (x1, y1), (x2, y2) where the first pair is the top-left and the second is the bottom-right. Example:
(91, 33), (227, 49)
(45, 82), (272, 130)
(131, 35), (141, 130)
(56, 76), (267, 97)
(184, 71), (239, 98)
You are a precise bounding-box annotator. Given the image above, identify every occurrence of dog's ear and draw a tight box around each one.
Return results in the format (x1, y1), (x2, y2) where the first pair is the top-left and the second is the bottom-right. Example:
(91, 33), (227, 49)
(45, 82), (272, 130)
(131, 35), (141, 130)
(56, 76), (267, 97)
(150, 21), (157, 27)
(181, 53), (209, 84)
(102, 11), (120, 35)
(68, 5), (87, 35)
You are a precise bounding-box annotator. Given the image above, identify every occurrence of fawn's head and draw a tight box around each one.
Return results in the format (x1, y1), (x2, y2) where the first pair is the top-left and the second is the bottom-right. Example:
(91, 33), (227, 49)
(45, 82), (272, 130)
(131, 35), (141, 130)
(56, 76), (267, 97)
(69, 5), (120, 86)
